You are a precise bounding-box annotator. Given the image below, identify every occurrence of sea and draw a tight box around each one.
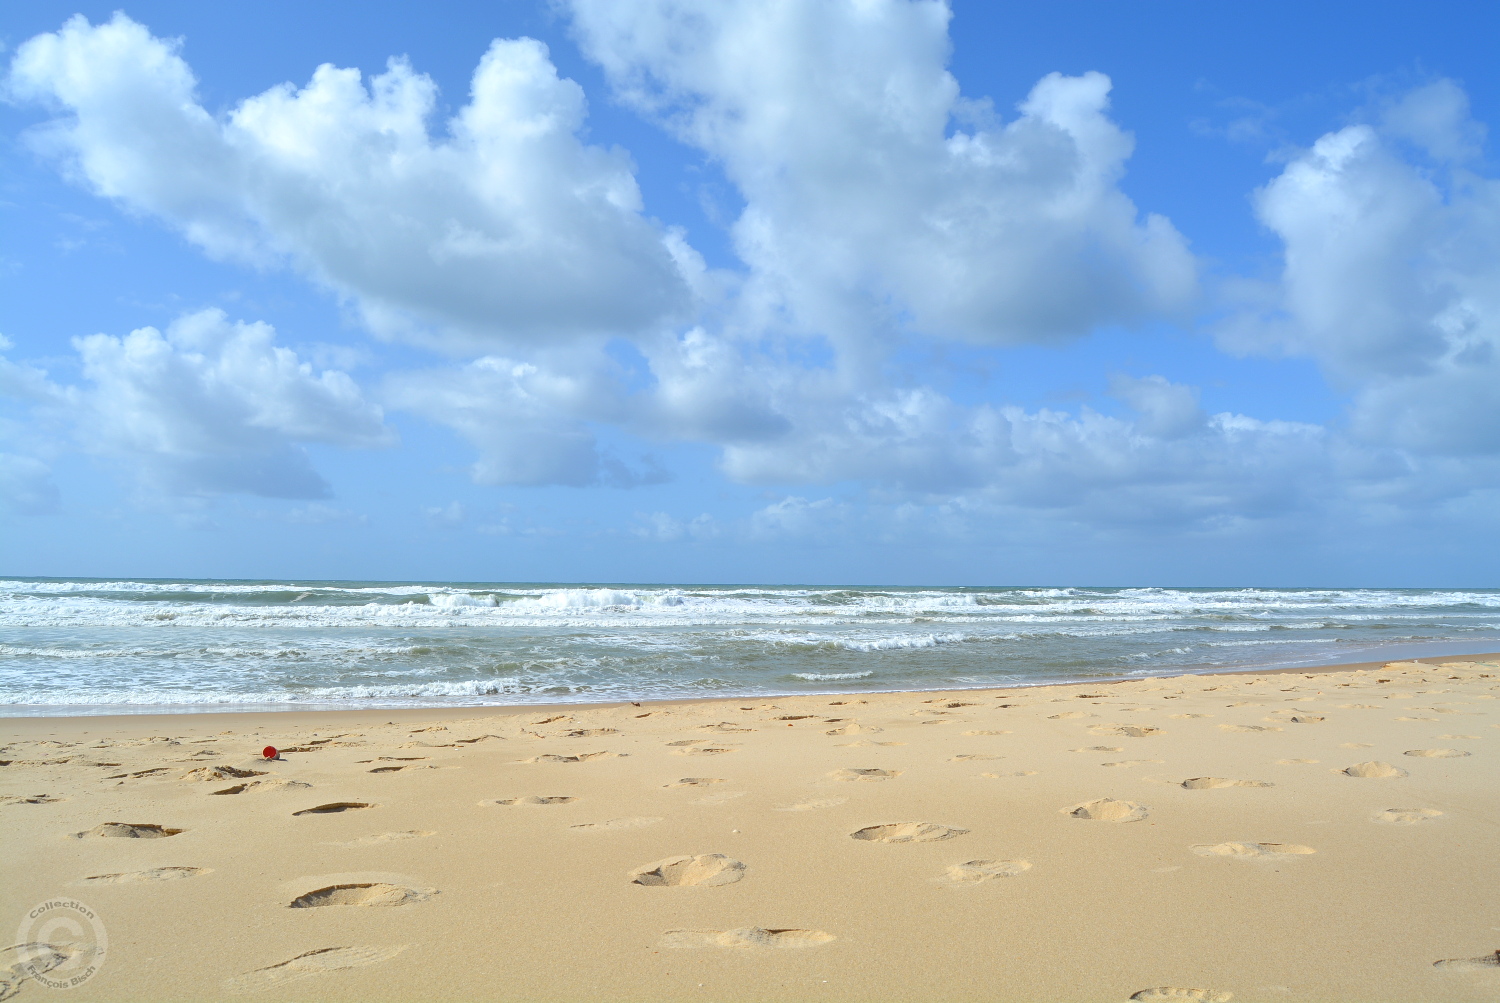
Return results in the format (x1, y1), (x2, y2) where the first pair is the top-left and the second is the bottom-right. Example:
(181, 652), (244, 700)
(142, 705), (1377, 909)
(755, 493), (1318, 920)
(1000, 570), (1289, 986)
(2, 579), (1498, 716)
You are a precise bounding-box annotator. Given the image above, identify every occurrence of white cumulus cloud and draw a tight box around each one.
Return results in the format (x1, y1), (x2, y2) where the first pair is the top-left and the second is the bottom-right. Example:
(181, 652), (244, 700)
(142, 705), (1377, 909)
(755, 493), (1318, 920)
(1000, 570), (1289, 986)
(71, 309), (391, 498)
(8, 13), (693, 351)
(568, 0), (1196, 347)
(1223, 79), (1500, 458)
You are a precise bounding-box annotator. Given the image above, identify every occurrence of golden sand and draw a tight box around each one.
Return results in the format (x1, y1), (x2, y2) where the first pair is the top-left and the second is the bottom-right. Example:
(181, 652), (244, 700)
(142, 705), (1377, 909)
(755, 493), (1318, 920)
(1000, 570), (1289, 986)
(3, 654), (1498, 1001)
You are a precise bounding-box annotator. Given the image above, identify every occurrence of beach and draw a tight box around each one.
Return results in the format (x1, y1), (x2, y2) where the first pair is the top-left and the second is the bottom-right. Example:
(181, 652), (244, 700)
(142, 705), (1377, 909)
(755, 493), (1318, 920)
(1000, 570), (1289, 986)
(4, 653), (1498, 1001)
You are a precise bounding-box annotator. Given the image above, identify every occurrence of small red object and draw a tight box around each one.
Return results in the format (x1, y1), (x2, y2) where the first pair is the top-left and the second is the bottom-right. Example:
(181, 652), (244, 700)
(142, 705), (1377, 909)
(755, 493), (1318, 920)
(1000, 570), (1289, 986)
(263, 746), (278, 760)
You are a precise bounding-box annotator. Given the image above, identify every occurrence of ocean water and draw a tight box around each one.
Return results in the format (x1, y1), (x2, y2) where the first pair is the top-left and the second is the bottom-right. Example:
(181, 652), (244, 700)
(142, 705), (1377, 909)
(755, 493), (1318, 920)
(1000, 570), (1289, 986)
(2, 579), (1498, 716)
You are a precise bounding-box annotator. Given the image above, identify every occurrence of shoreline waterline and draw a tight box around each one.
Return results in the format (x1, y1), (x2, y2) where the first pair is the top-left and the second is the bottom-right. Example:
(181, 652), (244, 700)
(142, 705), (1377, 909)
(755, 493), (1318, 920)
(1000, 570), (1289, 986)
(5, 647), (1496, 723)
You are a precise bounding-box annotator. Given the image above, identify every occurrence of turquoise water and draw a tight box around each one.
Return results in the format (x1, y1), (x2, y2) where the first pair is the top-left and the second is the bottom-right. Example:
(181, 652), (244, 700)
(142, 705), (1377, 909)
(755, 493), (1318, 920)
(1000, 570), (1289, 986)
(2, 579), (1498, 715)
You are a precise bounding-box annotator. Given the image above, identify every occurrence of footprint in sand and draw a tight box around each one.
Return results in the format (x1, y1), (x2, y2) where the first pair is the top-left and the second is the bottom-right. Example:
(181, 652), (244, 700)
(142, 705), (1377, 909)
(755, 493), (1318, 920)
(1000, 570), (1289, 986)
(660, 928), (833, 949)
(949, 754), (1001, 762)
(1440, 734), (1480, 740)
(1130, 989), (1233, 1001)
(267, 777), (313, 789)
(1167, 714), (1212, 719)
(666, 778), (725, 787)
(673, 746), (733, 756)
(1432, 951), (1500, 972)
(293, 802), (374, 815)
(775, 797), (848, 811)
(1180, 778), (1274, 789)
(1275, 759), (1319, 765)
(850, 822), (968, 843)
(288, 883), (435, 908)
(1374, 808), (1443, 825)
(1090, 725), (1162, 738)
(1102, 760), (1164, 769)
(1191, 842), (1315, 858)
(940, 859), (1031, 883)
(962, 730), (1011, 736)
(1340, 743), (1373, 749)
(0, 794), (66, 805)
(1063, 799), (1148, 822)
(76, 866), (209, 884)
(826, 723), (883, 736)
(224, 946), (406, 992)
(1, 942), (92, 994)
(332, 831), (435, 846)
(1265, 711), (1324, 724)
(1049, 711), (1094, 719)
(569, 817), (663, 832)
(521, 752), (623, 763)
(1073, 746), (1125, 753)
(1340, 761), (1407, 778)
(630, 854), (746, 886)
(1404, 749), (1471, 758)
(71, 822), (184, 839)
(831, 768), (900, 782)
(694, 791), (747, 805)
(981, 771), (1039, 778)
(1218, 724), (1282, 733)
(183, 765), (266, 782)
(486, 796), (576, 806)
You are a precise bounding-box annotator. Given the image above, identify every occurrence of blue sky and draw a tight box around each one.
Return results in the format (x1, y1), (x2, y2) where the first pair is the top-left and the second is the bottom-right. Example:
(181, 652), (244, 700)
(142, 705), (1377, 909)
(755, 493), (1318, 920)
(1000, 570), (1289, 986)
(1, 1), (1497, 585)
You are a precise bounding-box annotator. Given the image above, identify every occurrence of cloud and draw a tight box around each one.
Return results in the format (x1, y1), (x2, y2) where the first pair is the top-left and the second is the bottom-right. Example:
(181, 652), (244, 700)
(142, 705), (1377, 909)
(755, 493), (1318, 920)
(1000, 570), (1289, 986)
(718, 377), (1336, 530)
(1107, 374), (1205, 440)
(567, 0), (1196, 347)
(9, 8), (1496, 543)
(8, 13), (692, 351)
(423, 501), (467, 527)
(1222, 79), (1500, 458)
(0, 453), (59, 515)
(634, 510), (719, 542)
(749, 496), (849, 540)
(71, 309), (391, 498)
(289, 503), (366, 525)
(0, 335), (65, 515)
(386, 354), (666, 487)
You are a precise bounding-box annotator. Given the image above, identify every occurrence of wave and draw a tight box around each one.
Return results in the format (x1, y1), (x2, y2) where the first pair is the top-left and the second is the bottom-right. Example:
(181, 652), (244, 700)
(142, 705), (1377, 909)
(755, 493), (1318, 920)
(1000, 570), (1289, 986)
(0, 676), (528, 706)
(792, 671), (874, 681)
(4, 580), (1498, 713)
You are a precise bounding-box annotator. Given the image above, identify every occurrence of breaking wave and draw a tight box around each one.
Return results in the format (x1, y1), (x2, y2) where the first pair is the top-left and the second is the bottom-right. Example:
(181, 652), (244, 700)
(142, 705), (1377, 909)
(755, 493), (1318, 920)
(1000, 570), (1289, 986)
(3, 578), (1497, 714)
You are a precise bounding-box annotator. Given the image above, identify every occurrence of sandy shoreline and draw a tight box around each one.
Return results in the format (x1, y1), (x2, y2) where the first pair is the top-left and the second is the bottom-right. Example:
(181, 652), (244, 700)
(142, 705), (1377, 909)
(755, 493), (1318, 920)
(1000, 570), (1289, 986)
(9, 648), (1500, 727)
(4, 654), (1499, 1000)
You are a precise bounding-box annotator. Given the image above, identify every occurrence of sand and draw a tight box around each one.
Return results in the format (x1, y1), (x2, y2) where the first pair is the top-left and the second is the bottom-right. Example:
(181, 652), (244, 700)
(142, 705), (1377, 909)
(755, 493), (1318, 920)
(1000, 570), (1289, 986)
(3, 653), (1499, 1002)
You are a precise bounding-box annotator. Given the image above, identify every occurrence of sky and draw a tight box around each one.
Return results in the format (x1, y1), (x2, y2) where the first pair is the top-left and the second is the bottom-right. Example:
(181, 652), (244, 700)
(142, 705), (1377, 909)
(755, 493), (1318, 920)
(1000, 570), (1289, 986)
(1, 0), (1497, 586)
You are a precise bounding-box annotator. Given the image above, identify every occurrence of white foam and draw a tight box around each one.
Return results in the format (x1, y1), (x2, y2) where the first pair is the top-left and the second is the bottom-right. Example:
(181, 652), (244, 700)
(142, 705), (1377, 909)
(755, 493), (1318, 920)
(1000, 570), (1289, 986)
(0, 677), (525, 706)
(792, 671), (874, 681)
(520, 588), (644, 608)
(4, 579), (1497, 713)
(428, 593), (498, 608)
(838, 633), (959, 652)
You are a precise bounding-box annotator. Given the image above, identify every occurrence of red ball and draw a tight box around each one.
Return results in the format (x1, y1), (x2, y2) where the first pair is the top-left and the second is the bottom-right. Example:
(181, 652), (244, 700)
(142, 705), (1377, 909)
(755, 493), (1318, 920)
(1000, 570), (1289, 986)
(262, 746), (277, 759)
